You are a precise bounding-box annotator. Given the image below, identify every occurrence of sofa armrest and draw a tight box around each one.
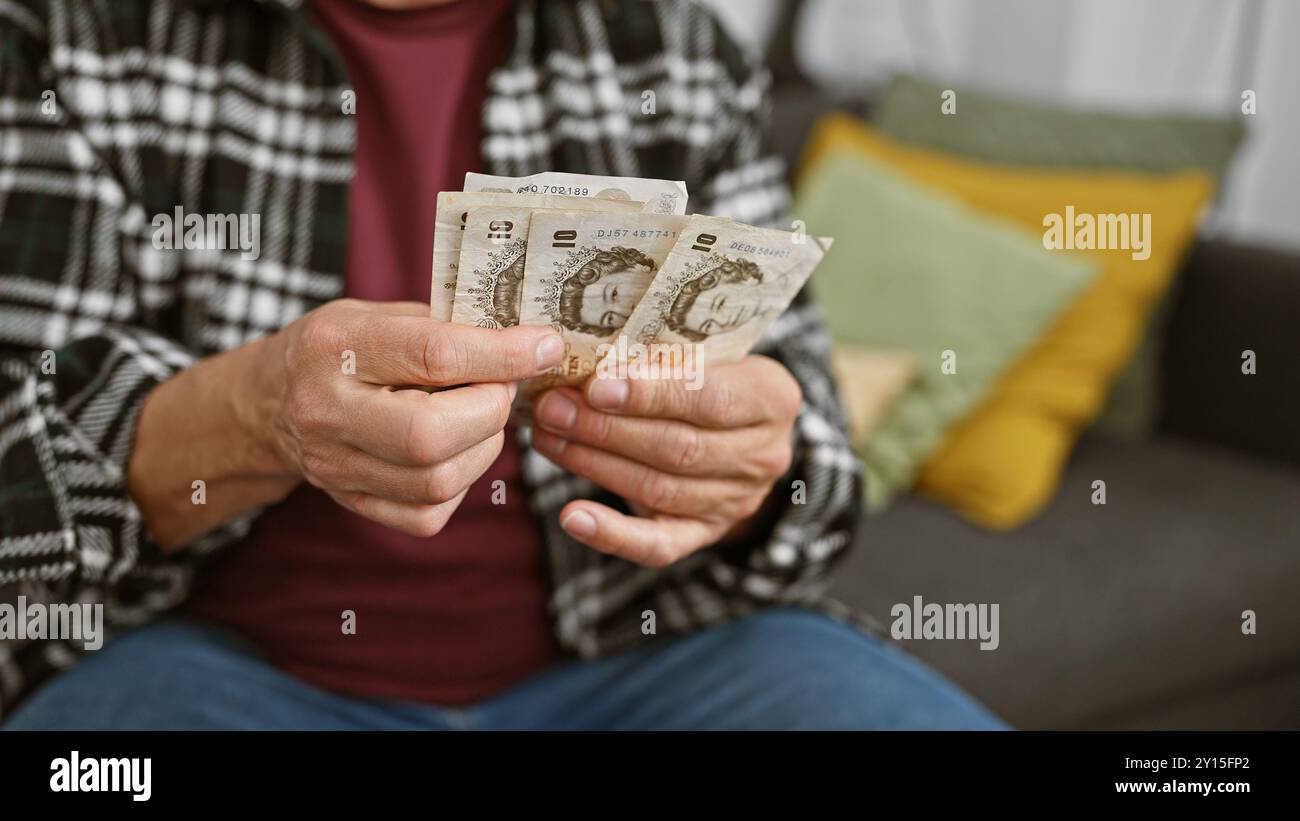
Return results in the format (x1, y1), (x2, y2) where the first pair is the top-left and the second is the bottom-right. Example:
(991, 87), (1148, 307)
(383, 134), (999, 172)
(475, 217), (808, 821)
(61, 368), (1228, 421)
(1160, 238), (1300, 468)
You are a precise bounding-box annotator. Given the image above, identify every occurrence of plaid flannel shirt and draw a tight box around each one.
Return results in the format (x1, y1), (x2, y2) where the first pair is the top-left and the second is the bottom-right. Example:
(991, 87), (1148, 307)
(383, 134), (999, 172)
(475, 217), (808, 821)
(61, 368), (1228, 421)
(0, 0), (863, 716)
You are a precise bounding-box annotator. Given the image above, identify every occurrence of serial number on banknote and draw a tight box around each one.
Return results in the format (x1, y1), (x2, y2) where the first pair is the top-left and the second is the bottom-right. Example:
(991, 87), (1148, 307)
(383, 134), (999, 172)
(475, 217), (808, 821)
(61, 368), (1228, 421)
(516, 184), (592, 197)
(727, 241), (793, 259)
(594, 229), (679, 239)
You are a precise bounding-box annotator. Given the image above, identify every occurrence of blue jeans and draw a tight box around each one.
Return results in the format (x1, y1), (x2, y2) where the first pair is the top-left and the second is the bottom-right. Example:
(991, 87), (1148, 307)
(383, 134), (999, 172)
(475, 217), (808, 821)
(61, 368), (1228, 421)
(3, 608), (1005, 730)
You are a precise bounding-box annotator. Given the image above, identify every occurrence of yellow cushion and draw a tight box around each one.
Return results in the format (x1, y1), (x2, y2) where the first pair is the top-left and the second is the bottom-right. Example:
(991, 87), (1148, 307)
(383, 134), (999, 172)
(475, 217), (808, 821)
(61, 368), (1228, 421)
(801, 115), (1214, 529)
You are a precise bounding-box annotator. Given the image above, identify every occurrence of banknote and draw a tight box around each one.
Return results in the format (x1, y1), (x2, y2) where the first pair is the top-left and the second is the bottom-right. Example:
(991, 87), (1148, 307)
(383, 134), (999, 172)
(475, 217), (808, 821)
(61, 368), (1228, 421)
(450, 197), (644, 329)
(431, 191), (644, 322)
(515, 209), (689, 396)
(599, 214), (832, 377)
(464, 171), (688, 216)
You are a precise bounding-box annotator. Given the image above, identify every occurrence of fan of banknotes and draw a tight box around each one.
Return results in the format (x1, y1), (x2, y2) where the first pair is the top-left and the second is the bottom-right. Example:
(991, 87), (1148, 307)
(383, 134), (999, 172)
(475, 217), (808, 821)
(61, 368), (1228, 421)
(431, 171), (832, 400)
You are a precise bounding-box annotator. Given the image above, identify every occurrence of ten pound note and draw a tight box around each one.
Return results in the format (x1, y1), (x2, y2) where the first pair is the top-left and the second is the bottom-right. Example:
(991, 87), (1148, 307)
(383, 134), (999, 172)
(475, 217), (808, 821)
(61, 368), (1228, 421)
(516, 209), (690, 396)
(431, 191), (642, 322)
(449, 197), (644, 328)
(464, 171), (688, 216)
(601, 214), (833, 381)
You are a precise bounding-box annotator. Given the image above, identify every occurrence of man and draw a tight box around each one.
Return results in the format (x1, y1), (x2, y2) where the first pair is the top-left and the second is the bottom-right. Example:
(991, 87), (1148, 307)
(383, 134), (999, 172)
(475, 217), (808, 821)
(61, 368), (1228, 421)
(0, 0), (1001, 729)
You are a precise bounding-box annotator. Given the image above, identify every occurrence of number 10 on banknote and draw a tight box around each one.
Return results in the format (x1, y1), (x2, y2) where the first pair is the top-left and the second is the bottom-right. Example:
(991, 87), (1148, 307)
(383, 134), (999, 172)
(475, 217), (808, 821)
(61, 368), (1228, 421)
(519, 210), (688, 396)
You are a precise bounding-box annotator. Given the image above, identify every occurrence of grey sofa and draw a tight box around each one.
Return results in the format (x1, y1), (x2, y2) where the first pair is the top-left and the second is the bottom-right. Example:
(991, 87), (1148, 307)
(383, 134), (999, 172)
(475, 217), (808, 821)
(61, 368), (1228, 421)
(765, 42), (1300, 729)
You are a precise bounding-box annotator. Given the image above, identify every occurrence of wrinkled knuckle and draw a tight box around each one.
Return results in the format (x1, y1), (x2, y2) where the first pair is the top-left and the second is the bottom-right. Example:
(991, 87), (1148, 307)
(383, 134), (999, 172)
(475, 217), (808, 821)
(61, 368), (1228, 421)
(401, 411), (440, 464)
(487, 384), (514, 427)
(668, 425), (705, 472)
(751, 440), (794, 480)
(642, 471), (682, 512)
(287, 392), (330, 437)
(300, 451), (334, 486)
(421, 463), (457, 505)
(510, 336), (538, 375)
(699, 383), (734, 426)
(422, 334), (468, 382)
(646, 538), (679, 569)
(298, 310), (345, 357)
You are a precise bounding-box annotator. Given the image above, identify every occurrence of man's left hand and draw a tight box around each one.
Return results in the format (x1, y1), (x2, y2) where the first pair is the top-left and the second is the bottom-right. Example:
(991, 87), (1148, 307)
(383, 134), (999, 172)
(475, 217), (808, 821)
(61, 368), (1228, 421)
(531, 354), (802, 567)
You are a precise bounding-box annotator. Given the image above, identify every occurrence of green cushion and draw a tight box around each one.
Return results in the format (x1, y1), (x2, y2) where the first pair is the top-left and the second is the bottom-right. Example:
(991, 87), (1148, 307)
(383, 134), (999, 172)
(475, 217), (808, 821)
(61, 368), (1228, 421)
(794, 151), (1098, 510)
(872, 74), (1245, 436)
(873, 74), (1245, 179)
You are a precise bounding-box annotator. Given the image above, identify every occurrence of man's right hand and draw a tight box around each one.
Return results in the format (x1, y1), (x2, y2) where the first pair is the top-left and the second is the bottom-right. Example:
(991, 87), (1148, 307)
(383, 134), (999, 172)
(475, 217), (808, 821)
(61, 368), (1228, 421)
(128, 300), (564, 549)
(255, 300), (564, 536)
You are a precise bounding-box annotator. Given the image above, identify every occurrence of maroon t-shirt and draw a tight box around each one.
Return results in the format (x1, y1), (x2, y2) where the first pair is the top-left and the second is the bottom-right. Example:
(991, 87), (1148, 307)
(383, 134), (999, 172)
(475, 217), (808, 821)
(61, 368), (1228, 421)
(186, 0), (559, 705)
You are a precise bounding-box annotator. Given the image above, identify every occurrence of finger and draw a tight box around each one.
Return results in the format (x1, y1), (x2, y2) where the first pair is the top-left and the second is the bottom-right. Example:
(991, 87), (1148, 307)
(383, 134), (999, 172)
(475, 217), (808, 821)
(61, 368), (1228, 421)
(329, 486), (470, 538)
(344, 381), (515, 465)
(557, 500), (720, 568)
(583, 355), (801, 427)
(345, 314), (564, 386)
(533, 388), (785, 480)
(531, 429), (758, 519)
(311, 432), (504, 505)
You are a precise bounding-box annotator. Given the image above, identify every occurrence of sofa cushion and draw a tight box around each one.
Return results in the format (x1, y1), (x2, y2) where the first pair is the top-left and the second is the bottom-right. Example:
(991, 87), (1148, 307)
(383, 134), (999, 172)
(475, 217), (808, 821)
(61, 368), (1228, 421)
(829, 432), (1300, 729)
(873, 73), (1246, 180)
(800, 115), (1215, 530)
(793, 149), (1096, 511)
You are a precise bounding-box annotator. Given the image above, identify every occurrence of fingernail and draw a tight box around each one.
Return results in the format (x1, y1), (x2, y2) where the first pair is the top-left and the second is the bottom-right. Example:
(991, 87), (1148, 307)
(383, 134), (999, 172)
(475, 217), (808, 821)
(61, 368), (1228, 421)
(588, 377), (628, 409)
(561, 509), (597, 538)
(506, 381), (519, 401)
(532, 429), (567, 455)
(535, 335), (564, 371)
(536, 391), (577, 430)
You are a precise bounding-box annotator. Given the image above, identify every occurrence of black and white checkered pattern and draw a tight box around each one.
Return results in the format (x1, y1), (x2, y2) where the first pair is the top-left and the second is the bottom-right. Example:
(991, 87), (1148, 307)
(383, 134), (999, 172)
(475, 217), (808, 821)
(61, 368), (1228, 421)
(0, 0), (863, 715)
